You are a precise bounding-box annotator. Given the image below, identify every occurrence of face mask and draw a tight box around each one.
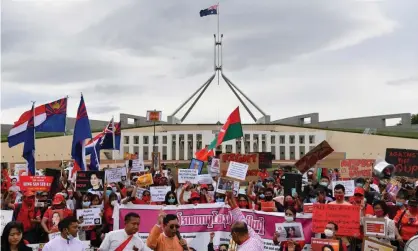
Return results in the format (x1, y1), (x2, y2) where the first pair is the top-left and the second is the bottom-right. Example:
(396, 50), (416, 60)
(265, 195), (273, 201)
(396, 201), (404, 207)
(106, 190), (112, 197)
(62, 193), (68, 199)
(356, 183), (364, 188)
(310, 198), (317, 203)
(66, 229), (75, 241)
(324, 229), (334, 237)
(82, 201), (91, 207)
(168, 198), (176, 204)
(354, 198), (363, 204)
(284, 216), (294, 222)
(111, 200), (118, 207)
(335, 194), (344, 201)
(24, 197), (35, 206)
(286, 199), (294, 205)
(238, 201), (248, 208)
(320, 182), (328, 187)
(259, 194), (265, 199)
(143, 195), (150, 202)
(374, 210), (385, 217)
(67, 191), (73, 197)
(216, 198), (224, 203)
(112, 187), (117, 193)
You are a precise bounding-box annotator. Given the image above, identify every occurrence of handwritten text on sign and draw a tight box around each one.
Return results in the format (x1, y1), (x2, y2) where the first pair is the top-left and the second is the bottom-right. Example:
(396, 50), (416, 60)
(340, 159), (374, 179)
(178, 169), (199, 184)
(19, 176), (54, 192)
(385, 148), (418, 178)
(312, 204), (360, 237)
(226, 161), (249, 181)
(220, 153), (259, 182)
(150, 186), (171, 202)
(105, 167), (127, 183)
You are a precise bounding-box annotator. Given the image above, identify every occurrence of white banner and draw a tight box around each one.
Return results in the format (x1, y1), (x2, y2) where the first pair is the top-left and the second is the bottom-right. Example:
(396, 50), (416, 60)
(105, 167), (127, 183)
(76, 208), (102, 226)
(0, 210), (13, 235)
(178, 169), (198, 184)
(150, 186), (171, 202)
(131, 157), (145, 173)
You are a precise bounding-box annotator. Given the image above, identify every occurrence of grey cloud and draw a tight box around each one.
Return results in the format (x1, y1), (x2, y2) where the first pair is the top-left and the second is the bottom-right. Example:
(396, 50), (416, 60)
(387, 76), (418, 86)
(0, 87), (55, 110)
(88, 104), (120, 114)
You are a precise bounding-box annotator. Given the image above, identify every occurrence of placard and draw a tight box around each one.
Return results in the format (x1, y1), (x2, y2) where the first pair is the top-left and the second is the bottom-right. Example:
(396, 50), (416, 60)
(131, 157), (145, 173)
(295, 140), (334, 173)
(48, 210), (64, 232)
(189, 158), (204, 174)
(178, 169), (199, 184)
(332, 180), (355, 197)
(274, 222), (305, 241)
(316, 152), (346, 169)
(311, 238), (340, 251)
(219, 153), (259, 182)
(19, 176), (54, 192)
(14, 163), (28, 176)
(385, 148), (418, 178)
(340, 159), (374, 179)
(146, 110), (162, 122)
(77, 208), (102, 226)
(150, 186), (171, 202)
(363, 217), (387, 238)
(136, 173), (154, 187)
(151, 152), (160, 170)
(75, 171), (104, 192)
(226, 161), (249, 181)
(124, 152), (138, 160)
(312, 204), (360, 237)
(216, 177), (239, 196)
(257, 152), (273, 169)
(303, 203), (313, 214)
(197, 174), (213, 185)
(105, 167), (127, 183)
(210, 158), (220, 176)
(362, 237), (396, 251)
(0, 210), (12, 235)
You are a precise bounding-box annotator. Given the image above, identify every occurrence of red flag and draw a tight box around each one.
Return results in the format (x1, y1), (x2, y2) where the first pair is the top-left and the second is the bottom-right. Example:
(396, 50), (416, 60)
(195, 147), (215, 162)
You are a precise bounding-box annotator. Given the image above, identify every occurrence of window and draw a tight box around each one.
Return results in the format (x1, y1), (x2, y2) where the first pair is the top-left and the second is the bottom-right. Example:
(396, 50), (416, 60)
(163, 136), (167, 144)
(124, 136), (129, 144)
(289, 135), (295, 144)
(133, 136), (139, 145)
(133, 146), (139, 155)
(123, 146), (129, 154)
(299, 135), (305, 144)
(143, 136), (149, 144)
(262, 142), (266, 152)
(226, 145), (232, 153)
(127, 118), (135, 125)
(290, 146), (295, 160)
(245, 134), (250, 140)
(262, 134), (266, 141)
(309, 135), (315, 144)
(163, 146), (167, 160)
(143, 146), (149, 161)
(280, 146), (285, 160)
(271, 146), (276, 157)
(154, 136), (158, 144)
(299, 146), (305, 157)
(271, 135), (276, 144)
(279, 135), (285, 144)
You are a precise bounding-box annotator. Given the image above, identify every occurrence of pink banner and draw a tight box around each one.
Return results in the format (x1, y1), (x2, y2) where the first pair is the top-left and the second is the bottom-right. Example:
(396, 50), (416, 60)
(116, 204), (313, 250)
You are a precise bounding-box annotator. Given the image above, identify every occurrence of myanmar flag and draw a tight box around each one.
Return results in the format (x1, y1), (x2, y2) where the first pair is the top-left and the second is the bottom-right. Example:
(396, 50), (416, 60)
(215, 107), (243, 146)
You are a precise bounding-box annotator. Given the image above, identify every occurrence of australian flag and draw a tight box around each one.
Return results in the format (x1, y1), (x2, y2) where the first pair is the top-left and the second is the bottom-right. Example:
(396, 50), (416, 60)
(200, 4), (218, 17)
(86, 132), (105, 171)
(71, 95), (92, 175)
(101, 121), (121, 150)
(22, 103), (35, 176)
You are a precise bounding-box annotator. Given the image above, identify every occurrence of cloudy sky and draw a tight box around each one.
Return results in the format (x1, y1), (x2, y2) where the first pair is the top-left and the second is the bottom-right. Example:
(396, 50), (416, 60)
(1, 0), (417, 125)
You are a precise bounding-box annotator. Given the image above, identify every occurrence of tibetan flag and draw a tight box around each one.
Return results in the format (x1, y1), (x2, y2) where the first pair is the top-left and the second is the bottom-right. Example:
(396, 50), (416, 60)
(200, 4), (218, 17)
(22, 103), (36, 176)
(216, 107), (243, 146)
(71, 95), (92, 175)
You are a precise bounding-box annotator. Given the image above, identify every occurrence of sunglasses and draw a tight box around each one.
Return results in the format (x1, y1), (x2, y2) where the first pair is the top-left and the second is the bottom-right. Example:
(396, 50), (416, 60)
(169, 224), (180, 229)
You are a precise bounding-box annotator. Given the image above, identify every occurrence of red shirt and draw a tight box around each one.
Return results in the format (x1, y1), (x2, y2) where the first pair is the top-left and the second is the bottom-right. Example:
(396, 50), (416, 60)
(394, 210), (418, 241)
(104, 204), (114, 231)
(13, 203), (40, 232)
(258, 170), (269, 180)
(43, 207), (73, 233)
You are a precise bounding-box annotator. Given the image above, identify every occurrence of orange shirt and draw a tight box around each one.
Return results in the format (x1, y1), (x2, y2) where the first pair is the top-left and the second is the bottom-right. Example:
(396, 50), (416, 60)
(146, 225), (185, 251)
(394, 210), (418, 241)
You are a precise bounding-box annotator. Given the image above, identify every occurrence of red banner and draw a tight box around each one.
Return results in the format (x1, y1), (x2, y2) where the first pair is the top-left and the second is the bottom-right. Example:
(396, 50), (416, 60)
(19, 176), (54, 192)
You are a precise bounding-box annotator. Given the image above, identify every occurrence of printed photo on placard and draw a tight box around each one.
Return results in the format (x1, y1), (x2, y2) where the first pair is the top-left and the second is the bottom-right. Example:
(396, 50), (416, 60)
(75, 171), (104, 194)
(48, 210), (64, 233)
(189, 158), (204, 174)
(275, 222), (305, 241)
(152, 152), (160, 170)
(216, 177), (239, 196)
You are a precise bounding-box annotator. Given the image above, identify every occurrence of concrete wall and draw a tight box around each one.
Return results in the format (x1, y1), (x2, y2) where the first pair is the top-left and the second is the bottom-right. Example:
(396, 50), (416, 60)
(272, 113), (319, 126)
(120, 113), (167, 128)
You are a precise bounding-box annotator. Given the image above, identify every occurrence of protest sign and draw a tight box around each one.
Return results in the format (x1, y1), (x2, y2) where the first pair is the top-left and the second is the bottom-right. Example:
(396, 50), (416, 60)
(105, 167), (127, 183)
(178, 169), (199, 184)
(312, 204), (360, 237)
(226, 161), (249, 181)
(131, 157), (144, 173)
(75, 171), (104, 192)
(189, 158), (204, 174)
(19, 176), (54, 192)
(316, 152), (346, 169)
(331, 180), (355, 197)
(219, 153), (259, 182)
(76, 208), (102, 226)
(48, 210), (64, 233)
(385, 148), (418, 178)
(339, 159), (374, 179)
(386, 179), (401, 201)
(0, 210), (12, 235)
(150, 186), (171, 202)
(311, 238), (340, 251)
(274, 222), (305, 241)
(362, 237), (396, 251)
(363, 217), (387, 238)
(14, 163), (28, 176)
(136, 188), (148, 200)
(197, 174), (213, 185)
(115, 204), (313, 251)
(216, 177), (239, 196)
(124, 152), (138, 160)
(295, 140), (334, 173)
(136, 173), (153, 187)
(257, 152), (273, 169)
(28, 241), (91, 251)
(303, 203), (313, 214)
(210, 158), (220, 176)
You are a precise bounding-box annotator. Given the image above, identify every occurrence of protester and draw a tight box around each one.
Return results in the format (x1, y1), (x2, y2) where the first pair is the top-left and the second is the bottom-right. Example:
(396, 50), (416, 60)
(273, 207), (304, 250)
(164, 191), (179, 205)
(322, 222), (348, 251)
(207, 232), (229, 251)
(394, 196), (418, 245)
(41, 193), (73, 234)
(42, 216), (85, 251)
(0, 221), (32, 251)
(99, 212), (145, 251)
(369, 200), (397, 244)
(329, 185), (351, 205)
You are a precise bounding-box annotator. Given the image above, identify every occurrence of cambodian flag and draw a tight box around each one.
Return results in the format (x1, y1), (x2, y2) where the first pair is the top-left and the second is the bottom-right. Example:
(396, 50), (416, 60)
(8, 98), (67, 147)
(71, 95), (92, 175)
(22, 103), (36, 176)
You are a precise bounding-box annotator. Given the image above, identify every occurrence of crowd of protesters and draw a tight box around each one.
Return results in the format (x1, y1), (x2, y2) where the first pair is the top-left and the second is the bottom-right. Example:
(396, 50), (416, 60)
(1, 160), (418, 251)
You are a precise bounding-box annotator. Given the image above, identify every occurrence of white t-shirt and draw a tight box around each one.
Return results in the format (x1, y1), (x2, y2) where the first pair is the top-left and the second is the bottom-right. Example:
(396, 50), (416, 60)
(99, 229), (145, 251)
(43, 236), (85, 251)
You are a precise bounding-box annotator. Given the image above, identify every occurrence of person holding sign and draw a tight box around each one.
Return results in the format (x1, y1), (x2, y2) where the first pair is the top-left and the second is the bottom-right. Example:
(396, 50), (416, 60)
(41, 194), (73, 234)
(368, 200), (397, 245)
(329, 184), (351, 205)
(273, 207), (304, 251)
(320, 222), (348, 251)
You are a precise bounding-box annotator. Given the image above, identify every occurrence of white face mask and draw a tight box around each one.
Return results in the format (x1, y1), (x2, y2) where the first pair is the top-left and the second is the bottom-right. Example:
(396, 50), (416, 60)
(284, 216), (294, 222)
(111, 187), (117, 193)
(324, 229), (334, 237)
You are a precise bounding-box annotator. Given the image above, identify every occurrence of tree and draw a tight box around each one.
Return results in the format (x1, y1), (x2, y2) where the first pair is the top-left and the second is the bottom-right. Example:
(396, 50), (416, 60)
(412, 114), (418, 125)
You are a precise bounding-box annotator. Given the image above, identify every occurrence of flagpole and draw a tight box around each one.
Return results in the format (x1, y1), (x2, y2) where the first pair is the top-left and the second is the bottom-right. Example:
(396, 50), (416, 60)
(31, 101), (36, 172)
(112, 116), (116, 164)
(217, 2), (220, 86)
(64, 95), (69, 136)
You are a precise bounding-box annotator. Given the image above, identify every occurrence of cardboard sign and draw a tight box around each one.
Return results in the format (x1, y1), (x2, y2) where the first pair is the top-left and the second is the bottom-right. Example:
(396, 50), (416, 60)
(19, 176), (54, 192)
(311, 238), (340, 251)
(150, 186), (171, 202)
(363, 217), (387, 238)
(332, 180), (355, 197)
(385, 148), (418, 178)
(312, 204), (360, 237)
(295, 140), (334, 173)
(75, 171), (104, 192)
(210, 158), (220, 176)
(362, 237), (396, 251)
(136, 173), (153, 187)
(340, 159), (374, 179)
(189, 158), (204, 174)
(226, 161), (249, 181)
(219, 153), (259, 182)
(316, 152), (346, 169)
(275, 222), (305, 241)
(0, 210), (12, 235)
(131, 157), (145, 173)
(178, 169), (199, 184)
(197, 174), (213, 185)
(105, 167), (127, 183)
(76, 208), (102, 226)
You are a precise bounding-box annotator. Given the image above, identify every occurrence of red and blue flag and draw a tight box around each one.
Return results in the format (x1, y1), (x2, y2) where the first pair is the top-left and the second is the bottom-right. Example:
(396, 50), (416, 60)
(200, 4), (218, 17)
(22, 103), (35, 176)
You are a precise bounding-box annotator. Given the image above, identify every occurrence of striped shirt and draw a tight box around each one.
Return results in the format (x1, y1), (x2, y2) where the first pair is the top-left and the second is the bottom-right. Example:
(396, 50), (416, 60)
(230, 207), (264, 251)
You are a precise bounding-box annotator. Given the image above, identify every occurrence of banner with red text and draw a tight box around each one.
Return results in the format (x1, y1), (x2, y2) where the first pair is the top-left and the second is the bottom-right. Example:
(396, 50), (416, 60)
(114, 204), (313, 251)
(19, 176), (54, 192)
